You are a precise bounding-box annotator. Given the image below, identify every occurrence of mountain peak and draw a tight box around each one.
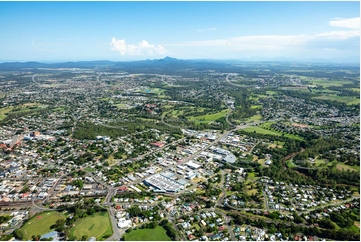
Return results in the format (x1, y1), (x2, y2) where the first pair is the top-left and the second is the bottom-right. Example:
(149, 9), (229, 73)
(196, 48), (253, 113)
(158, 56), (178, 62)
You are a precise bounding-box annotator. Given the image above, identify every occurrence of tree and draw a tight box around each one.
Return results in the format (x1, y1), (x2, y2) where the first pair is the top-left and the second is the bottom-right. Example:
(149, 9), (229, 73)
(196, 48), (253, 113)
(51, 218), (65, 232)
(13, 229), (24, 240)
(21, 185), (30, 193)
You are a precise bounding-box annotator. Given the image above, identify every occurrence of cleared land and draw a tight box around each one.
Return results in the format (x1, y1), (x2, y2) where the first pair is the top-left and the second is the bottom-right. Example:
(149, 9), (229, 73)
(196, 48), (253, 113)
(124, 226), (171, 241)
(313, 95), (359, 105)
(336, 163), (359, 172)
(188, 109), (230, 123)
(19, 211), (66, 240)
(0, 103), (57, 120)
(69, 211), (112, 240)
(0, 107), (12, 120)
(249, 94), (267, 101)
(242, 125), (304, 141)
(308, 79), (353, 88)
(244, 114), (262, 122)
(266, 91), (277, 95)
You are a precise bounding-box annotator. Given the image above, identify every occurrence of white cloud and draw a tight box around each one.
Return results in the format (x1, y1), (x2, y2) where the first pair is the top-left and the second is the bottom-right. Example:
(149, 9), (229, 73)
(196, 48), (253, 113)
(323, 48), (337, 51)
(197, 28), (217, 33)
(315, 30), (360, 39)
(110, 38), (168, 56)
(167, 29), (359, 52)
(329, 17), (360, 29)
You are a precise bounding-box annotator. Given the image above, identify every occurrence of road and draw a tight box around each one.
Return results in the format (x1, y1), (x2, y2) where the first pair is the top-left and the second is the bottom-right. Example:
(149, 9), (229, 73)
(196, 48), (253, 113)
(224, 214), (236, 241)
(216, 170), (227, 208)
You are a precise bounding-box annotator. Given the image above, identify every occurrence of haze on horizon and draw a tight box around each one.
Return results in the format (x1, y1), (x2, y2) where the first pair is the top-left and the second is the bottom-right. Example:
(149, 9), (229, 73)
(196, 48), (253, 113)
(0, 1), (359, 62)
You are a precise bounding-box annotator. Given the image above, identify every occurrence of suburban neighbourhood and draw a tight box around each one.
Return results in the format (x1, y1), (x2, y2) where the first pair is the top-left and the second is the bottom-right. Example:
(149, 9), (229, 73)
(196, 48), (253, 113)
(0, 59), (359, 242)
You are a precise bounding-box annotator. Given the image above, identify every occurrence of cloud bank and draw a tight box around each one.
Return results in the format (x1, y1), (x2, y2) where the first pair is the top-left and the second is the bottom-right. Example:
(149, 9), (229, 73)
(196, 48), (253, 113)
(197, 28), (217, 33)
(167, 29), (359, 52)
(329, 17), (360, 29)
(110, 38), (168, 56)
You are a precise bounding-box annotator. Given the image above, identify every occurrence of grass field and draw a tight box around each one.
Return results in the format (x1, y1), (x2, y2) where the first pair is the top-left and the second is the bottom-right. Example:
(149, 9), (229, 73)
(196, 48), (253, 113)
(0, 103), (58, 120)
(309, 79), (353, 88)
(106, 155), (116, 165)
(244, 114), (262, 122)
(314, 159), (332, 167)
(242, 126), (304, 141)
(349, 224), (360, 234)
(251, 105), (262, 109)
(266, 91), (277, 95)
(70, 211), (112, 240)
(189, 109), (230, 123)
(124, 226), (171, 241)
(259, 122), (274, 129)
(19, 211), (66, 240)
(0, 107), (12, 120)
(336, 163), (359, 172)
(268, 141), (283, 149)
(354, 221), (360, 229)
(312, 89), (340, 94)
(249, 94), (268, 100)
(348, 88), (360, 92)
(314, 95), (359, 105)
(115, 103), (132, 109)
(247, 172), (257, 181)
(287, 160), (297, 168)
(246, 189), (258, 196)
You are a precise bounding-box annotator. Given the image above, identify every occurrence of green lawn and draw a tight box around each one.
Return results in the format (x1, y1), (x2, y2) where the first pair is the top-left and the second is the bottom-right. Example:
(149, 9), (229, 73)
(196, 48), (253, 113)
(348, 88), (360, 92)
(266, 91), (277, 95)
(0, 106), (13, 120)
(336, 163), (359, 172)
(244, 114), (262, 122)
(247, 172), (256, 181)
(124, 226), (171, 241)
(349, 224), (360, 234)
(19, 212), (66, 240)
(312, 89), (340, 94)
(314, 159), (332, 167)
(287, 160), (296, 168)
(309, 79), (353, 88)
(313, 95), (359, 105)
(0, 104), (61, 120)
(70, 211), (113, 240)
(189, 109), (230, 123)
(259, 122), (275, 129)
(242, 126), (304, 141)
(249, 94), (267, 100)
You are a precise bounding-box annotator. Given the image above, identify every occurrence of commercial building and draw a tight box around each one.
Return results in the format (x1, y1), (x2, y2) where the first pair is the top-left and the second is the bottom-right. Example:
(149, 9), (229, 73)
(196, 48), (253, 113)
(143, 173), (185, 193)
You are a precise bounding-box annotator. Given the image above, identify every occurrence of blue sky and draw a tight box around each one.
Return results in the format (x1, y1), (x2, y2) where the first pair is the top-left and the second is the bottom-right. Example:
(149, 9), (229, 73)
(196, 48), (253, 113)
(0, 1), (359, 62)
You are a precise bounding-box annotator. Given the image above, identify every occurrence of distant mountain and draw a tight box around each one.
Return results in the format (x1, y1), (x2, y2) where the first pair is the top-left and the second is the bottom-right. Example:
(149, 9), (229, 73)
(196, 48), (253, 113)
(0, 57), (233, 74)
(0, 57), (358, 74)
(0, 60), (117, 70)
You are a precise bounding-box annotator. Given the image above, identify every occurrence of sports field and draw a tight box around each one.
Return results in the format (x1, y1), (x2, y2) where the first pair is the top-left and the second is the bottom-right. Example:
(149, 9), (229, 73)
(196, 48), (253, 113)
(19, 211), (66, 240)
(69, 211), (112, 240)
(124, 226), (171, 241)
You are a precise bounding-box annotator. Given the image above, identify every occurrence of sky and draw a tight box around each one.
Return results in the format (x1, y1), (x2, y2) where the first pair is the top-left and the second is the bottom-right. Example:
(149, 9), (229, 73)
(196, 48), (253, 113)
(0, 1), (359, 62)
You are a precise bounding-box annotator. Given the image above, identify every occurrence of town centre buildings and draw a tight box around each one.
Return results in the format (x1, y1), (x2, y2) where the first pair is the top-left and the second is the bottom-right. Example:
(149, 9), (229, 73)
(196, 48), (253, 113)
(143, 173), (186, 193)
